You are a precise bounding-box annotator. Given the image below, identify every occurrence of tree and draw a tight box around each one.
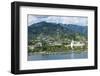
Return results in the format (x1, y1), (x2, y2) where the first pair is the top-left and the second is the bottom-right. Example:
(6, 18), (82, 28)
(41, 40), (48, 52)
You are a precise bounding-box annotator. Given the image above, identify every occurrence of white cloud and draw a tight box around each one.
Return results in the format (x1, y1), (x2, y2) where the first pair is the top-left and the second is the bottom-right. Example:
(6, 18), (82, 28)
(28, 15), (38, 26)
(28, 15), (88, 26)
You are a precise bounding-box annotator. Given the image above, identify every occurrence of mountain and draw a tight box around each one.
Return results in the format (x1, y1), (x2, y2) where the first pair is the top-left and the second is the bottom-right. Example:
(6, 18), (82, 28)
(28, 21), (88, 41)
(63, 24), (88, 36)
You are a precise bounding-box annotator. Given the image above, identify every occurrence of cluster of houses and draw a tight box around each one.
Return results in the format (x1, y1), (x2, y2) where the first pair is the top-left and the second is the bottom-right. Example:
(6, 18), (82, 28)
(28, 36), (87, 50)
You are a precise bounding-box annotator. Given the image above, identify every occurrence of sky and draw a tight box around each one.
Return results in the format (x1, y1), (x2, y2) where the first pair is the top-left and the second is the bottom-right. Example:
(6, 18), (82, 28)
(28, 15), (88, 26)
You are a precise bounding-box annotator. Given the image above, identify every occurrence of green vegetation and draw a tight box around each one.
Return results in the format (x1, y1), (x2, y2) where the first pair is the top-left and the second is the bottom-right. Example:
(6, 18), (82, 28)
(28, 39), (88, 54)
(28, 21), (88, 54)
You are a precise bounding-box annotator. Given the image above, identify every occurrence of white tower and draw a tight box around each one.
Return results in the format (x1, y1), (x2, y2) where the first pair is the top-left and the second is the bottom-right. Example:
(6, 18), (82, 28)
(71, 40), (74, 49)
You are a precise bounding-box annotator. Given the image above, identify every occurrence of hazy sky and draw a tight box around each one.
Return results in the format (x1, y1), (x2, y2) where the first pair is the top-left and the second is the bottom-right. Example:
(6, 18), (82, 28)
(28, 15), (88, 26)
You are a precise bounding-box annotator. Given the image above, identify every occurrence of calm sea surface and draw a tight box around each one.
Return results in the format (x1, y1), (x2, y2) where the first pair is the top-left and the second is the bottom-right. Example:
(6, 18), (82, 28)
(28, 51), (88, 61)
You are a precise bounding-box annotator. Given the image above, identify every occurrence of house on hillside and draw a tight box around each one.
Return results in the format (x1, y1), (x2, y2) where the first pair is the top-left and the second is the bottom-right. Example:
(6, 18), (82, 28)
(34, 42), (42, 47)
(64, 40), (86, 48)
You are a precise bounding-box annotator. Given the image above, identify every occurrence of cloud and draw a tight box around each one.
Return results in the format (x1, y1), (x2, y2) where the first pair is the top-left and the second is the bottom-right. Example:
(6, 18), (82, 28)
(28, 15), (88, 26)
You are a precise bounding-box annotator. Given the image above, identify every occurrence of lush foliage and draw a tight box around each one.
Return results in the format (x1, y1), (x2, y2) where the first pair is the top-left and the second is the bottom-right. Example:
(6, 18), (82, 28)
(28, 21), (88, 54)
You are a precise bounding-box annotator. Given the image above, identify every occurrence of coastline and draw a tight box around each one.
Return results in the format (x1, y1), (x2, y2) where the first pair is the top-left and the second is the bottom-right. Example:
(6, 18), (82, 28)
(28, 50), (88, 55)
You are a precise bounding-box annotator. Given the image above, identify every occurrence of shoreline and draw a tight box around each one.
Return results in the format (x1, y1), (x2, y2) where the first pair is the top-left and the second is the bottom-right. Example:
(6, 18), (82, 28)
(28, 50), (88, 55)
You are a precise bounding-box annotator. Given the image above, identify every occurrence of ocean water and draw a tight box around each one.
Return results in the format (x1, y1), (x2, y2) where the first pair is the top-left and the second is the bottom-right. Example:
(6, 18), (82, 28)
(28, 51), (88, 61)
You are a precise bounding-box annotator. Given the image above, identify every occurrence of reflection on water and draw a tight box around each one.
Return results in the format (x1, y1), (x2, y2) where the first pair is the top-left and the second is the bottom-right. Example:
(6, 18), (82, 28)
(28, 51), (88, 61)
